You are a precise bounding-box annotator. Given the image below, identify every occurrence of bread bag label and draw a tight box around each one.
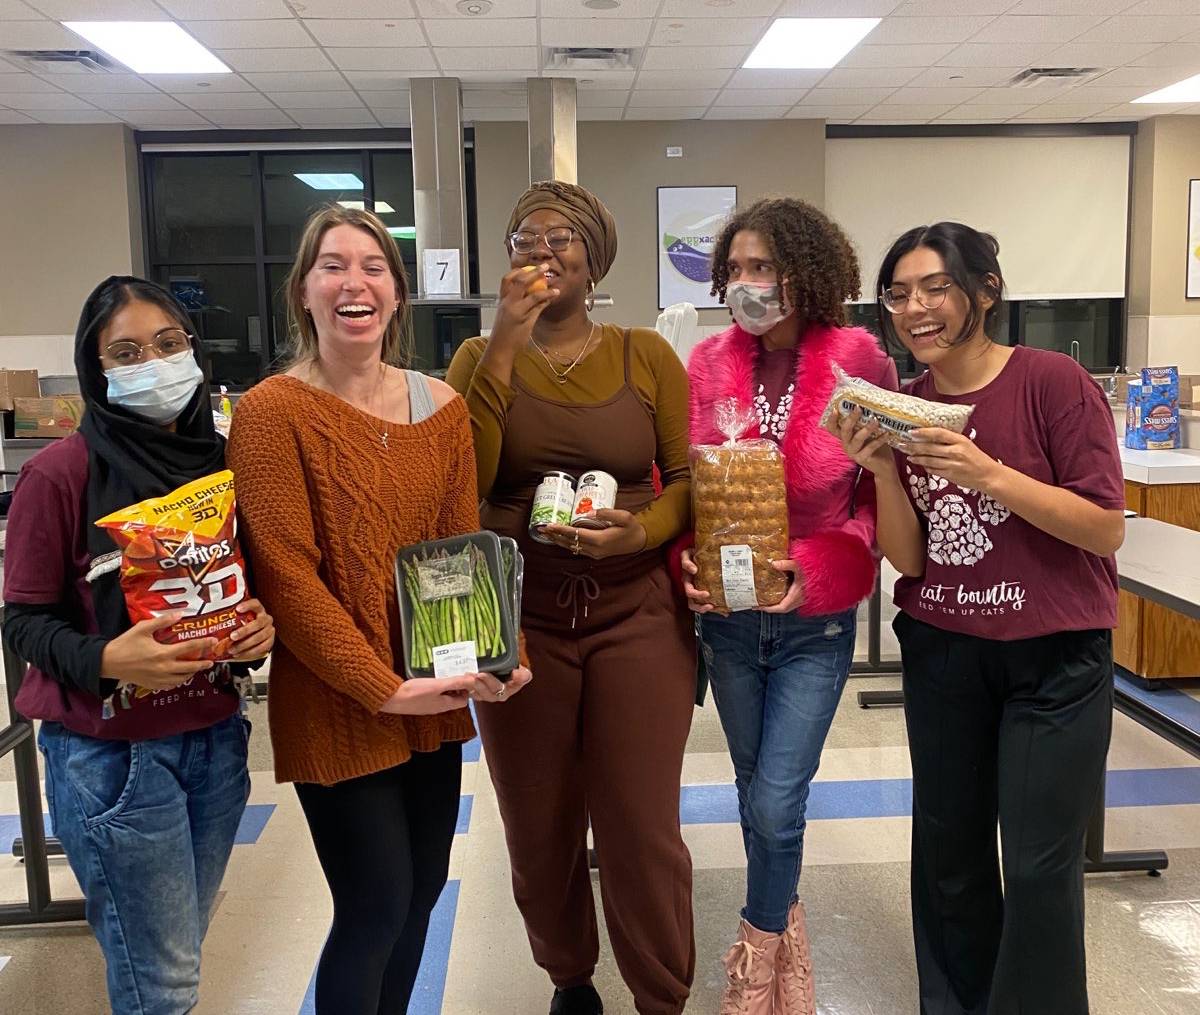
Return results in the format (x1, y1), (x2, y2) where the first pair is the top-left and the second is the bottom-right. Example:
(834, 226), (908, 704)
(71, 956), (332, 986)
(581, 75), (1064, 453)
(720, 544), (760, 612)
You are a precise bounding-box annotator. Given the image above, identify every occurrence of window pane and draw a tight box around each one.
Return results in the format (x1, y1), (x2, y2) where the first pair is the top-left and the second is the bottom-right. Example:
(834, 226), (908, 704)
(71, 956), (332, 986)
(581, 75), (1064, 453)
(268, 262), (294, 364)
(264, 153), (365, 256)
(410, 306), (481, 376)
(154, 265), (265, 390)
(1019, 298), (1122, 372)
(371, 151), (418, 286)
(151, 155), (255, 261)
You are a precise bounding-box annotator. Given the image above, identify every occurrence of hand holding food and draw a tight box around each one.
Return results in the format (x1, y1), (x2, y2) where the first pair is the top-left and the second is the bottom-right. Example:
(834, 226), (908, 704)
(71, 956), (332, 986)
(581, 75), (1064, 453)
(100, 612), (217, 690)
(489, 265), (559, 353)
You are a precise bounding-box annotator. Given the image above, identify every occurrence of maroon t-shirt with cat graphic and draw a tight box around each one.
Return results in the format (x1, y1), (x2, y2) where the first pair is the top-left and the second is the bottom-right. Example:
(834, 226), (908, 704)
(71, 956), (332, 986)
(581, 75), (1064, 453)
(892, 346), (1124, 641)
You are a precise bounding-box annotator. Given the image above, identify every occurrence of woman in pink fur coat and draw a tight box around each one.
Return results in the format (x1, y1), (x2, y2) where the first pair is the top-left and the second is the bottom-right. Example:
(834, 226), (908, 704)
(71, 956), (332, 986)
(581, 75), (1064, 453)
(679, 198), (897, 1014)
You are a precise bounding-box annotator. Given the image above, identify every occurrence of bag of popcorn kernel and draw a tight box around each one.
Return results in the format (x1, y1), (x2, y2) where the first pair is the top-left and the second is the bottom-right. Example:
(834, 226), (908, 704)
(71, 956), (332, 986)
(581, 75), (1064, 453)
(690, 399), (790, 614)
(820, 365), (974, 452)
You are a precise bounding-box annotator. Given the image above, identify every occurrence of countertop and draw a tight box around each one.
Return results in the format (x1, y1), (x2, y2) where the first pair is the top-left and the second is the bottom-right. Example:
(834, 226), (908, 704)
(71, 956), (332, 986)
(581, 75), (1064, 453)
(1120, 446), (1200, 485)
(1116, 518), (1200, 618)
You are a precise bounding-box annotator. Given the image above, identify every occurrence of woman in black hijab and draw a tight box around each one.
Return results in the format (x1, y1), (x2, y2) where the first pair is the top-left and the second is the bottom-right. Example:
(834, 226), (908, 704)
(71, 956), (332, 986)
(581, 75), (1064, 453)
(3, 276), (275, 1014)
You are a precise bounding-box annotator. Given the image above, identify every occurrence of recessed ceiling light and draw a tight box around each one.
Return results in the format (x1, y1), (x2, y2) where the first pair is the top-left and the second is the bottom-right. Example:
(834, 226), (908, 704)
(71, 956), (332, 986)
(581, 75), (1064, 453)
(62, 22), (230, 75)
(1133, 72), (1200, 104)
(296, 173), (364, 190)
(744, 17), (880, 70)
(388, 226), (417, 240)
(584, 0), (621, 9)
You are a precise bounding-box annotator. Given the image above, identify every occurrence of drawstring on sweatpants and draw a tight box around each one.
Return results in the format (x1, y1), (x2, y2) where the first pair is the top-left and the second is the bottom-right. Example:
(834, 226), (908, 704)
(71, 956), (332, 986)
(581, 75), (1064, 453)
(556, 573), (601, 629)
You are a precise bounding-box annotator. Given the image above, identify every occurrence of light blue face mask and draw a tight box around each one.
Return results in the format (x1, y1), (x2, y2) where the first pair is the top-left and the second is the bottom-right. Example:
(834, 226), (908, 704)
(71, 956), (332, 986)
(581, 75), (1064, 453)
(104, 351), (204, 425)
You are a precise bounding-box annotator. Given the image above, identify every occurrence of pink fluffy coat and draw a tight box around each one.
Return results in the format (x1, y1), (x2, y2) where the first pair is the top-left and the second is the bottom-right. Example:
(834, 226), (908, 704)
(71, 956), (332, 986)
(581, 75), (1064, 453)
(685, 321), (898, 617)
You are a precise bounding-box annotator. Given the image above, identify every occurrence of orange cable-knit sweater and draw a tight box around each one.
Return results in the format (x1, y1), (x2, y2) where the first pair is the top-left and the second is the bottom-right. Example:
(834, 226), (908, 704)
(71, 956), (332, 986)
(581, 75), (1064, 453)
(226, 375), (477, 786)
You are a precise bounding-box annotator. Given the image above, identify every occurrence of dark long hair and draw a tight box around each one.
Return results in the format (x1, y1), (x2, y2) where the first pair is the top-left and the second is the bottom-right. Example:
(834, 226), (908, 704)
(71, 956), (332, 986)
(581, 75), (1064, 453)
(875, 222), (1006, 350)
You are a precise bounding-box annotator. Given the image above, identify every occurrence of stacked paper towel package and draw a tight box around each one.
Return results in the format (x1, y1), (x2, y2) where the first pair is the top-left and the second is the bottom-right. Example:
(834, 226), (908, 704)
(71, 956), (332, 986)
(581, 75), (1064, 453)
(1126, 366), (1180, 451)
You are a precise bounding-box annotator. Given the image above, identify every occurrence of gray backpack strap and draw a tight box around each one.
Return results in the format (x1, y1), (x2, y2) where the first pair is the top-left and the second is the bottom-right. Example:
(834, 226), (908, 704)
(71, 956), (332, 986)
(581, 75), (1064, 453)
(406, 370), (437, 423)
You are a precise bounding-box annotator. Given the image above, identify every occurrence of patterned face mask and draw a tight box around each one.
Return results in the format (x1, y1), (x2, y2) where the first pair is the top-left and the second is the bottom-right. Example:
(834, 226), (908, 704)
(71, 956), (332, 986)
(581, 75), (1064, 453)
(726, 281), (793, 336)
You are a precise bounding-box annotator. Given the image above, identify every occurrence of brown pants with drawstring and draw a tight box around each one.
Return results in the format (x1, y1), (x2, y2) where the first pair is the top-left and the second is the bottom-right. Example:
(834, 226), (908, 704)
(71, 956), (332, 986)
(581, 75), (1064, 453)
(476, 561), (697, 1015)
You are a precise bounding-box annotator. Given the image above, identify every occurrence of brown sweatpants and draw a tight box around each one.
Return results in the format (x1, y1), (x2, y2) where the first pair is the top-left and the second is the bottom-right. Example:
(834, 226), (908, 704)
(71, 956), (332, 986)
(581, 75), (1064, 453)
(476, 561), (697, 1015)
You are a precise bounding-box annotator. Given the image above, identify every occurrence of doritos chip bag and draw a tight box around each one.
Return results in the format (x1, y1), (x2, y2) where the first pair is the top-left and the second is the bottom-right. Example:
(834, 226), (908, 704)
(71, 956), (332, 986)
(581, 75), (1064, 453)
(95, 470), (252, 661)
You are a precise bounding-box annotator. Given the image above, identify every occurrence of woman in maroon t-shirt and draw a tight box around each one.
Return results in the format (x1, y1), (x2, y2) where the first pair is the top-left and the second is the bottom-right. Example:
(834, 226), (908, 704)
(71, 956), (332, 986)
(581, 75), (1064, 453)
(3, 277), (275, 1014)
(833, 223), (1124, 1015)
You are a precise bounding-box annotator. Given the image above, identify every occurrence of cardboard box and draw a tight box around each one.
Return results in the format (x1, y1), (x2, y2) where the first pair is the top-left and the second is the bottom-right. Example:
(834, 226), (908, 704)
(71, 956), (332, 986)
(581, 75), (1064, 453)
(1125, 382), (1180, 451)
(0, 369), (40, 411)
(13, 395), (83, 438)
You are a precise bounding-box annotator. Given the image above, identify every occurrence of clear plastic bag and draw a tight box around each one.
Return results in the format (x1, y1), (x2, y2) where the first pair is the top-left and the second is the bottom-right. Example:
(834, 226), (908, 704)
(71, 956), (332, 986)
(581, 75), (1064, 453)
(819, 365), (974, 452)
(690, 398), (790, 614)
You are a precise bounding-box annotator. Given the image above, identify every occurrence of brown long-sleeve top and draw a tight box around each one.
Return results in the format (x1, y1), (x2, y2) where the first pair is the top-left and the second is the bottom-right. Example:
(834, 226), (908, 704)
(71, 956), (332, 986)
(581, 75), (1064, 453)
(226, 376), (476, 786)
(444, 324), (691, 550)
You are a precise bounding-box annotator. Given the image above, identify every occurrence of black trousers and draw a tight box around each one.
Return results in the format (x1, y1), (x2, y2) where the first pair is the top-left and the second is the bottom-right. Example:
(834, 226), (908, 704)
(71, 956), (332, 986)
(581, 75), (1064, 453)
(896, 613), (1113, 1015)
(295, 742), (463, 1015)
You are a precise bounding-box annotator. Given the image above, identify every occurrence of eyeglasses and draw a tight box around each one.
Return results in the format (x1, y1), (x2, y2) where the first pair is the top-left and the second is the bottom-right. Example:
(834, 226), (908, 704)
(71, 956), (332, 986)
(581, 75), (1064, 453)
(509, 227), (576, 255)
(103, 328), (193, 367)
(880, 280), (955, 314)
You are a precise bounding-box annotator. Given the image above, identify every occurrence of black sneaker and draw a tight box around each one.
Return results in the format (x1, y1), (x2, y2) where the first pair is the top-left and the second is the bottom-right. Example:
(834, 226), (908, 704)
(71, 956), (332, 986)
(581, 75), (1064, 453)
(550, 984), (604, 1015)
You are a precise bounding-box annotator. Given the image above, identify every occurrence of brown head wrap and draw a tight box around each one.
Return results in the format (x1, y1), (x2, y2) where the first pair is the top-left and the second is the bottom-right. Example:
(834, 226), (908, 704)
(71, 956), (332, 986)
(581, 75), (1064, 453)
(505, 180), (618, 283)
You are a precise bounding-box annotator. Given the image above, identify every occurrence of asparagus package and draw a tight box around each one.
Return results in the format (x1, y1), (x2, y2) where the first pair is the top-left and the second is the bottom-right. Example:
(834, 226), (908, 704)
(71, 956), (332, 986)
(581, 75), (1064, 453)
(395, 531), (521, 680)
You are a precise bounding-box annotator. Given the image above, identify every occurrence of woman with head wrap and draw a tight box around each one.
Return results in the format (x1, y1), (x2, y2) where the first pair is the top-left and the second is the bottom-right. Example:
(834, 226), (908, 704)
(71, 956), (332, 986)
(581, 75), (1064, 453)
(4, 276), (275, 1013)
(446, 181), (696, 1015)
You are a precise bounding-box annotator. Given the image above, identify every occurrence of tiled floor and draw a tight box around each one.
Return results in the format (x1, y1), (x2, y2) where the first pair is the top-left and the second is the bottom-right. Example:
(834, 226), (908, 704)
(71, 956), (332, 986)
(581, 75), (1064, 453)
(2, 632), (1200, 1013)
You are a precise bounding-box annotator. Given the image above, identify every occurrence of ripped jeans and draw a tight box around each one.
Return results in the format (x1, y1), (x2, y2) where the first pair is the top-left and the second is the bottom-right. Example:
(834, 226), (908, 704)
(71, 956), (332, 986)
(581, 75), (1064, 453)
(698, 609), (855, 933)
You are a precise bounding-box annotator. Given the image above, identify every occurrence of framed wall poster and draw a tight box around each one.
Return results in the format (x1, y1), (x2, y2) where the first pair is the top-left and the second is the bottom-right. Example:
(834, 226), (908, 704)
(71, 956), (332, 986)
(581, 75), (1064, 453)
(1189, 179), (1200, 299)
(657, 186), (737, 310)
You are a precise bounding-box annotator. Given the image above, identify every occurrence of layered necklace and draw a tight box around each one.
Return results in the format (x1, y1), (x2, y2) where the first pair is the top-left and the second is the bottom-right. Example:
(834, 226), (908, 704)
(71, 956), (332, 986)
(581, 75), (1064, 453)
(530, 322), (598, 384)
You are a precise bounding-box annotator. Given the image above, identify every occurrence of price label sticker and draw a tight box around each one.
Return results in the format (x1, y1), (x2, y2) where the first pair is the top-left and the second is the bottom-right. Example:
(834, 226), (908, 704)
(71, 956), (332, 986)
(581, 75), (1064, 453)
(432, 640), (478, 679)
(720, 544), (760, 612)
(422, 248), (462, 297)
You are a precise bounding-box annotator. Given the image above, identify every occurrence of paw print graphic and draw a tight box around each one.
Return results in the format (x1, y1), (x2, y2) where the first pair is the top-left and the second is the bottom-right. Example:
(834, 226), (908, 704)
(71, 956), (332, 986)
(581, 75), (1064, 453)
(928, 494), (993, 567)
(976, 491), (1011, 526)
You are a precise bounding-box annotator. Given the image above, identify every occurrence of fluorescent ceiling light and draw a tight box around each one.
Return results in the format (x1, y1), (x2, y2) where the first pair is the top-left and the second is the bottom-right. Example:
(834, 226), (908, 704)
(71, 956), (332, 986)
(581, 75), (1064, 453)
(63, 22), (229, 75)
(744, 18), (880, 70)
(339, 200), (396, 214)
(295, 173), (364, 190)
(1133, 72), (1200, 103)
(388, 226), (417, 240)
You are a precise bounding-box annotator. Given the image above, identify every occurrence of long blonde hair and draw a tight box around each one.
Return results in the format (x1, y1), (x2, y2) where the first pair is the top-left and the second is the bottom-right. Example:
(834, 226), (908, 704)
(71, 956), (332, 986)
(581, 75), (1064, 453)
(283, 204), (413, 367)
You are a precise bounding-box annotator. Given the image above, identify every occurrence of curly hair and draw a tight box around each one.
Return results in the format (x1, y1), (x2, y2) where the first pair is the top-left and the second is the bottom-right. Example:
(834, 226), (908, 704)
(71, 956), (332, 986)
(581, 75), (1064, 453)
(710, 197), (860, 327)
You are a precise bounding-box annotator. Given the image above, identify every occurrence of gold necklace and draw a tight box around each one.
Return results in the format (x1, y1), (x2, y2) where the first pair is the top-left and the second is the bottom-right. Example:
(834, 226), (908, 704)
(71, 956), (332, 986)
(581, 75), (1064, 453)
(530, 323), (597, 384)
(320, 362), (392, 448)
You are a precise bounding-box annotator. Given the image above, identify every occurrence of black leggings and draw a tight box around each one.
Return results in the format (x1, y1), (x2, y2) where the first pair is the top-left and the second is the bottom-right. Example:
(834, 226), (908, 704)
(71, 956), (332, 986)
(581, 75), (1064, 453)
(295, 742), (463, 1015)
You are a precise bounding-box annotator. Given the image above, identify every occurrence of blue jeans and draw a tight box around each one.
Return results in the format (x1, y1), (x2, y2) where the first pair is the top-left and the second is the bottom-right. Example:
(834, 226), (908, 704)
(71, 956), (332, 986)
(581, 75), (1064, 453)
(38, 714), (251, 1015)
(699, 609), (855, 933)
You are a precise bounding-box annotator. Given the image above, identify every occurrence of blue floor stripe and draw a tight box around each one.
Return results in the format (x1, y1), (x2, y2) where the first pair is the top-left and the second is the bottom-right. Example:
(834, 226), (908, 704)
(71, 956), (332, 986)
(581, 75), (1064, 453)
(680, 767), (1200, 824)
(1115, 672), (1200, 738)
(456, 795), (473, 835)
(298, 880), (461, 1015)
(463, 701), (481, 762)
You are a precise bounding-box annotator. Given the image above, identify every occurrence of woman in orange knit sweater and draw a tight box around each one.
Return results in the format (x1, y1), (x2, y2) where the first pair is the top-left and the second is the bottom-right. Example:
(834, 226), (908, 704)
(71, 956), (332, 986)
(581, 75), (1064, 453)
(227, 205), (530, 1015)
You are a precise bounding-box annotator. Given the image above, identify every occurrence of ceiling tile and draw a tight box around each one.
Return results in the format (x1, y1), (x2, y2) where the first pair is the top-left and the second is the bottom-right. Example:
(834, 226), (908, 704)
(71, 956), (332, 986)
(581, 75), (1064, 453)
(705, 106), (792, 119)
(577, 90), (629, 108)
(628, 89), (717, 107)
(651, 19), (769, 47)
(777, 1), (901, 13)
(937, 114), (1014, 123)
(938, 42), (1058, 67)
(184, 19), (313, 49)
(297, 0), (416, 14)
(785, 104), (872, 119)
(1007, 0), (1129, 12)
(143, 74), (256, 92)
(217, 48), (335, 73)
(839, 43), (957, 69)
(968, 87), (1052, 104)
(268, 90), (366, 109)
(893, 0), (1011, 12)
(373, 109), (412, 126)
(983, 16), (1108, 44)
(865, 16), (995, 45)
(635, 69), (733, 91)
(804, 86), (896, 104)
(35, 0), (163, 17)
(952, 102), (1037, 117)
(1046, 42), (1166, 65)
(424, 18), (536, 47)
(1091, 66), (1192, 88)
(92, 93), (190, 111)
(205, 108), (297, 127)
(32, 109), (122, 123)
(363, 91), (411, 109)
(884, 86), (984, 104)
(0, 109), (35, 123)
(725, 68), (826, 90)
(545, 0), (657, 14)
(0, 71), (64, 92)
(1015, 101), (1114, 117)
(819, 67), (921, 88)
(326, 47), (437, 71)
(343, 70), (420, 90)
(462, 88), (529, 107)
(35, 72), (158, 94)
(908, 66), (1022, 87)
(123, 110), (214, 127)
(0, 1), (40, 19)
(463, 107), (527, 121)
(0, 21), (87, 49)
(159, 0), (295, 16)
(289, 108), (380, 126)
(243, 71), (353, 91)
(1076, 16), (1200, 44)
(306, 18), (427, 47)
(416, 0), (534, 13)
(578, 108), (623, 120)
(541, 19), (652, 48)
(858, 105), (945, 119)
(542, 69), (637, 88)
(1101, 101), (1188, 116)
(666, 0), (780, 14)
(623, 107), (707, 120)
(1131, 43), (1200, 66)
(1063, 85), (1149, 104)
(436, 47), (537, 71)
(434, 69), (521, 83)
(712, 88), (808, 106)
(640, 46), (749, 70)
(1123, 0), (1200, 12)
(0, 90), (94, 109)
(179, 91), (278, 109)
